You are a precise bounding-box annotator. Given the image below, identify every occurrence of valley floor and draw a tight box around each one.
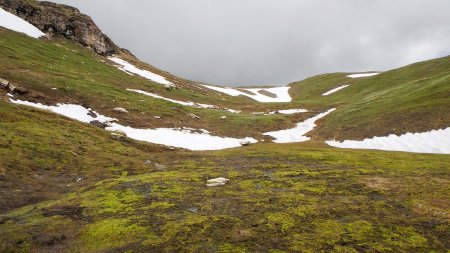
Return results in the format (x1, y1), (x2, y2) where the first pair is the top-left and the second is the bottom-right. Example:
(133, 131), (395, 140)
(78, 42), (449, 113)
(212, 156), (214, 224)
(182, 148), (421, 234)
(0, 100), (449, 253)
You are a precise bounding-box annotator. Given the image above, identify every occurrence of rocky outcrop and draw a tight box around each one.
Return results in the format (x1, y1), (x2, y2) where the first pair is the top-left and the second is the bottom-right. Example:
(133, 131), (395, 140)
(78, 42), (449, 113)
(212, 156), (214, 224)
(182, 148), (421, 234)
(0, 0), (128, 56)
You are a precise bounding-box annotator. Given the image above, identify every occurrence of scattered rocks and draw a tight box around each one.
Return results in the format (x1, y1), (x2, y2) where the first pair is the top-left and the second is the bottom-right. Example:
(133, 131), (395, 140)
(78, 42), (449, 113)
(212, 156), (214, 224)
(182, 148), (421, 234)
(0, 78), (28, 94)
(206, 177), (229, 187)
(113, 107), (128, 113)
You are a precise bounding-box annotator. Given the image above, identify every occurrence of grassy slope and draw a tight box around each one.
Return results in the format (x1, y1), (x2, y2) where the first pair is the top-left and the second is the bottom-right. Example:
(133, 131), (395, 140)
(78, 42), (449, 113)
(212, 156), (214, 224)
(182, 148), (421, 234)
(0, 98), (449, 252)
(0, 28), (300, 139)
(0, 21), (449, 252)
(289, 56), (450, 140)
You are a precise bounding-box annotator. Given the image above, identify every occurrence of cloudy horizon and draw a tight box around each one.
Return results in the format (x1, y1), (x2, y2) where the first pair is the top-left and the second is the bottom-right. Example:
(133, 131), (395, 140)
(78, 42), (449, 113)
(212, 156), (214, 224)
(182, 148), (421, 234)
(46, 0), (450, 86)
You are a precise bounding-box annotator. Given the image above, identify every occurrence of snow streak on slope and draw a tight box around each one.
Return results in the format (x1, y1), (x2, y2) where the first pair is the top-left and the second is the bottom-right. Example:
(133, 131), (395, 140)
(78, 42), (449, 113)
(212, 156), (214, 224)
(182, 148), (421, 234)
(0, 8), (45, 38)
(322, 85), (349, 96)
(326, 128), (450, 154)
(347, 73), (379, 78)
(202, 85), (292, 103)
(264, 109), (336, 143)
(10, 99), (115, 123)
(128, 89), (216, 109)
(9, 98), (257, 151)
(108, 57), (173, 85)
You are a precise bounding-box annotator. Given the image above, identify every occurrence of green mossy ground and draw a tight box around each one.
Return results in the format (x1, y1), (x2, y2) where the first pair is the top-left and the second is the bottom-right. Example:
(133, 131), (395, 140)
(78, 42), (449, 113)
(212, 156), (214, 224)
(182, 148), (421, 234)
(0, 100), (448, 252)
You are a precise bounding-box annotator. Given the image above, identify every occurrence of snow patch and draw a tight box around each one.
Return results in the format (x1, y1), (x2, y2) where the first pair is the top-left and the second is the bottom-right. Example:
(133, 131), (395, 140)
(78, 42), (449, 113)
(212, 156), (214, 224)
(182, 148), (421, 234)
(322, 85), (349, 96)
(326, 128), (450, 154)
(202, 85), (292, 103)
(277, 109), (308, 114)
(106, 123), (257, 151)
(264, 109), (336, 143)
(10, 98), (257, 151)
(0, 7), (45, 38)
(347, 73), (379, 78)
(108, 57), (172, 85)
(10, 99), (115, 123)
(128, 89), (216, 109)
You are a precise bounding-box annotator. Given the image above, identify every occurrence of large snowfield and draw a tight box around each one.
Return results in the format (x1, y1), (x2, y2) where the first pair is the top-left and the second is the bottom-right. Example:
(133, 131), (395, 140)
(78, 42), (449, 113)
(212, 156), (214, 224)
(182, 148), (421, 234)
(109, 57), (173, 85)
(326, 128), (450, 154)
(0, 7), (45, 38)
(202, 85), (292, 103)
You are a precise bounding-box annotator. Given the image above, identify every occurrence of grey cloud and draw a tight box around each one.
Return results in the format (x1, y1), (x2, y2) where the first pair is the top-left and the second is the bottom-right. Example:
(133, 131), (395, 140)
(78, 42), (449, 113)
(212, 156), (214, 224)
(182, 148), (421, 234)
(46, 0), (450, 86)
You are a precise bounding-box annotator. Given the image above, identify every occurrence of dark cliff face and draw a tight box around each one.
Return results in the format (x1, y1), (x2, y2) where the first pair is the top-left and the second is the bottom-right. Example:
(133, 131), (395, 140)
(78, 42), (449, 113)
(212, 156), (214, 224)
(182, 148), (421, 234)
(0, 0), (123, 56)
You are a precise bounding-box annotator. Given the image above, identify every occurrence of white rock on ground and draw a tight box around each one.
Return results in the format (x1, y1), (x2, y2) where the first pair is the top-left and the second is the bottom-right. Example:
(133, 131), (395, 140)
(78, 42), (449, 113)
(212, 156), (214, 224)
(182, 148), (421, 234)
(322, 85), (349, 96)
(108, 57), (173, 85)
(113, 107), (128, 113)
(264, 109), (336, 143)
(326, 128), (450, 154)
(10, 98), (258, 151)
(202, 85), (292, 103)
(347, 73), (379, 78)
(206, 177), (229, 187)
(0, 7), (45, 38)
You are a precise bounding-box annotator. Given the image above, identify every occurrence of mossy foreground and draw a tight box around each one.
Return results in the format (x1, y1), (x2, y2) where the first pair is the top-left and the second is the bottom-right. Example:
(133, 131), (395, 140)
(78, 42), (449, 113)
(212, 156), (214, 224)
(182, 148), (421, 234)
(0, 100), (449, 252)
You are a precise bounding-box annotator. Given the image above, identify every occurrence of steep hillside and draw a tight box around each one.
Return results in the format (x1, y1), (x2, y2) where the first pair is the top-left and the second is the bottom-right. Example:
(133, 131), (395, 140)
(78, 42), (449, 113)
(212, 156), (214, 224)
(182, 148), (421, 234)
(289, 56), (450, 140)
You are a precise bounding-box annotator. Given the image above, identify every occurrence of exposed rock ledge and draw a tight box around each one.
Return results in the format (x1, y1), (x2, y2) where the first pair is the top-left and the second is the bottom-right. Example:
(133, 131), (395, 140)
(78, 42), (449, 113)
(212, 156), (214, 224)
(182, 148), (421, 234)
(0, 0), (130, 56)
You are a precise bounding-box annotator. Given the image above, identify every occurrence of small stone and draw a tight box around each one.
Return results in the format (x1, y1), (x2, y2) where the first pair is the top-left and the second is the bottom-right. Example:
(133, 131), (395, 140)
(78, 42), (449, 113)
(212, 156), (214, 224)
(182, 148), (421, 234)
(144, 160), (152, 165)
(76, 177), (83, 182)
(155, 163), (167, 170)
(188, 207), (198, 213)
(154, 116), (161, 119)
(110, 132), (124, 140)
(14, 87), (29, 95)
(232, 229), (253, 242)
(206, 177), (229, 187)
(164, 83), (177, 90)
(89, 120), (107, 129)
(188, 113), (200, 120)
(113, 107), (128, 113)
(0, 78), (9, 88)
(240, 141), (252, 147)
(221, 116), (227, 119)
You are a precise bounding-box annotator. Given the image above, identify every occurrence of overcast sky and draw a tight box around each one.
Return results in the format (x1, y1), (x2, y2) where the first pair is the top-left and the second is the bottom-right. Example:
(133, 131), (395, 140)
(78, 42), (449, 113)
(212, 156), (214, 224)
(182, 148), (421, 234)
(48, 0), (450, 86)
